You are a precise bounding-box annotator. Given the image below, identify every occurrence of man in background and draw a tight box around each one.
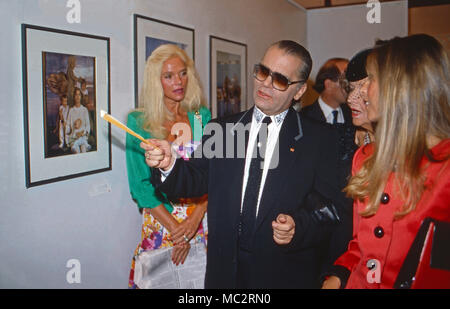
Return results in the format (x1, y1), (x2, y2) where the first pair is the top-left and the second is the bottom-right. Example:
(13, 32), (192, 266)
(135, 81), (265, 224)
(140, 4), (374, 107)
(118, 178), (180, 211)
(301, 58), (351, 126)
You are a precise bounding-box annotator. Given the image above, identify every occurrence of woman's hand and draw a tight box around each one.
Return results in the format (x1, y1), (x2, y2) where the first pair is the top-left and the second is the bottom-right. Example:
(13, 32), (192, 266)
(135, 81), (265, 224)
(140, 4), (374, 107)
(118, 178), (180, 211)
(321, 276), (341, 289)
(171, 241), (190, 265)
(171, 209), (204, 245)
(172, 198), (207, 245)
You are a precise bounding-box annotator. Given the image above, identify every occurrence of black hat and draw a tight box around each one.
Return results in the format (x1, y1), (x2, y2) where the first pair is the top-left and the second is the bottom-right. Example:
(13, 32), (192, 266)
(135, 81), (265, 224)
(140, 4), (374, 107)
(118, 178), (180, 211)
(345, 48), (372, 82)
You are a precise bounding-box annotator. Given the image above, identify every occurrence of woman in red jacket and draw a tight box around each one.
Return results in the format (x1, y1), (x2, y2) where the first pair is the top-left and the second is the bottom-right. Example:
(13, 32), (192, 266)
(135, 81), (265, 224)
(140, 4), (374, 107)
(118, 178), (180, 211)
(322, 34), (450, 289)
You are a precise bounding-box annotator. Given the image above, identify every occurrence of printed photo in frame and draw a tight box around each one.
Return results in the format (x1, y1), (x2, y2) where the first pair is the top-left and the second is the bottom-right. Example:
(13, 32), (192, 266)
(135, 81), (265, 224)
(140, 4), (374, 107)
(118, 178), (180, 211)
(210, 36), (247, 119)
(22, 24), (111, 188)
(134, 14), (195, 107)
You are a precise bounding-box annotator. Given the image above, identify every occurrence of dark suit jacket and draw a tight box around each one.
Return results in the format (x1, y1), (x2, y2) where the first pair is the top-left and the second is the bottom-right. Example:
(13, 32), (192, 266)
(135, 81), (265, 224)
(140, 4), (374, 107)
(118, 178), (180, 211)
(300, 99), (353, 125)
(151, 107), (352, 288)
(300, 99), (357, 189)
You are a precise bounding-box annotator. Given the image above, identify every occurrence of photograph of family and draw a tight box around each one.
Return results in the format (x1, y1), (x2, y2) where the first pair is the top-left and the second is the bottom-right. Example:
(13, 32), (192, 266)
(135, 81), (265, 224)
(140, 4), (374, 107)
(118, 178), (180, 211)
(43, 52), (96, 157)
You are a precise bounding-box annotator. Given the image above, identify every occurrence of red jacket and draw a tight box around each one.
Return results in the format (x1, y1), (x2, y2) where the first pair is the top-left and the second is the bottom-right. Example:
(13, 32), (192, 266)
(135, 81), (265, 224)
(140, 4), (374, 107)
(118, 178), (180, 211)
(334, 139), (450, 288)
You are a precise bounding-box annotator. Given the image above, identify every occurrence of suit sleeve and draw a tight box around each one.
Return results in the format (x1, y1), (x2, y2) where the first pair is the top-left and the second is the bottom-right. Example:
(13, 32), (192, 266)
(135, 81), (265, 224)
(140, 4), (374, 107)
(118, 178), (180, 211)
(315, 127), (355, 284)
(325, 147), (369, 287)
(282, 125), (353, 287)
(283, 127), (352, 251)
(150, 122), (215, 199)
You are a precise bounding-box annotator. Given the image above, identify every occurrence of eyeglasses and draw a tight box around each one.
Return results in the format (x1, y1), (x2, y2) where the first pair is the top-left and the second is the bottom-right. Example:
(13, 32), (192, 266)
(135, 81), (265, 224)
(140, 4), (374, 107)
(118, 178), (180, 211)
(253, 63), (304, 91)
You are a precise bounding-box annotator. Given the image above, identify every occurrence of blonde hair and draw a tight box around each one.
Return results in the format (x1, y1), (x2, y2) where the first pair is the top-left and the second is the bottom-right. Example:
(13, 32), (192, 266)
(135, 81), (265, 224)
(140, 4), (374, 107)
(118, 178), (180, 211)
(137, 44), (206, 139)
(345, 34), (450, 218)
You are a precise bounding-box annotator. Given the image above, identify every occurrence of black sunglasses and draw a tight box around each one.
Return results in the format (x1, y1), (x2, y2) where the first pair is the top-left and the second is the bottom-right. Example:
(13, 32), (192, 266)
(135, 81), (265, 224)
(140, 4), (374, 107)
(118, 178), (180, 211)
(253, 63), (304, 91)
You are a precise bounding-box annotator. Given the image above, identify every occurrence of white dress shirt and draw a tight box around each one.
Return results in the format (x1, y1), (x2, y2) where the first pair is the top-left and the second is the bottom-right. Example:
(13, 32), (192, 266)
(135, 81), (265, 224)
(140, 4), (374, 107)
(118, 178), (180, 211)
(240, 106), (288, 216)
(318, 96), (344, 124)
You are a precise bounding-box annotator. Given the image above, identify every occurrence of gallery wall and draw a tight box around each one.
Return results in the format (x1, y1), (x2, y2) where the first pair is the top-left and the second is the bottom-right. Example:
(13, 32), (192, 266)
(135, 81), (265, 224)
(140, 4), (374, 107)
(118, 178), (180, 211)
(0, 0), (307, 288)
(307, 0), (408, 78)
(302, 0), (408, 106)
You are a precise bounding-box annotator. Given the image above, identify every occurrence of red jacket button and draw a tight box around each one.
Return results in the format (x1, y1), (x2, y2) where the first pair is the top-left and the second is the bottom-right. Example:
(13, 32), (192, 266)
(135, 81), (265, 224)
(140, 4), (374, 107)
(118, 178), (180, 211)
(380, 193), (390, 204)
(374, 226), (384, 238)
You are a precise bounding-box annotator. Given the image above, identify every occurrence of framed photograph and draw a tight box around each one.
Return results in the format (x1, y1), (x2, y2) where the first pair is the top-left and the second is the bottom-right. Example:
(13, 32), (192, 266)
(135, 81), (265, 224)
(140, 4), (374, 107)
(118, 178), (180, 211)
(134, 14), (195, 107)
(22, 24), (111, 188)
(210, 36), (247, 119)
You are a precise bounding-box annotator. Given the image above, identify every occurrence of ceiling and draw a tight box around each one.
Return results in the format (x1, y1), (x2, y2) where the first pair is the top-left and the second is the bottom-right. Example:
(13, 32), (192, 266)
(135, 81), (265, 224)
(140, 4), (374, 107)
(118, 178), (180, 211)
(291, 0), (450, 9)
(291, 0), (394, 9)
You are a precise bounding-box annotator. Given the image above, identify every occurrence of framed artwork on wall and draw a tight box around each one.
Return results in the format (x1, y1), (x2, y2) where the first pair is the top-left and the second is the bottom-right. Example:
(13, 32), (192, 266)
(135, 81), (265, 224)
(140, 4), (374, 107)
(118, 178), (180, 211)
(22, 24), (111, 188)
(134, 14), (195, 107)
(209, 36), (247, 119)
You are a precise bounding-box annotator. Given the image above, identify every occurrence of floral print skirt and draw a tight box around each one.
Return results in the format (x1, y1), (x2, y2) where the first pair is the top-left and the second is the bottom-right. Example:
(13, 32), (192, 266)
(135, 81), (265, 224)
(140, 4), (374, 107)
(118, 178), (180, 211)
(128, 200), (208, 289)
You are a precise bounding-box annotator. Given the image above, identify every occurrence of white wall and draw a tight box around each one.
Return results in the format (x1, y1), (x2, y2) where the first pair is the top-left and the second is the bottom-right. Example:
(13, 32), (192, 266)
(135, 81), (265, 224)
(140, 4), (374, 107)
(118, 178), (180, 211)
(0, 0), (306, 288)
(307, 0), (408, 79)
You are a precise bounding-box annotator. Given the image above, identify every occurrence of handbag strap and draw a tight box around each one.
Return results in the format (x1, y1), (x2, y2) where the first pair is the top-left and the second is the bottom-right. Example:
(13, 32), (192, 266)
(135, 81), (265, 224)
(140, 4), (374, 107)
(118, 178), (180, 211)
(394, 217), (433, 288)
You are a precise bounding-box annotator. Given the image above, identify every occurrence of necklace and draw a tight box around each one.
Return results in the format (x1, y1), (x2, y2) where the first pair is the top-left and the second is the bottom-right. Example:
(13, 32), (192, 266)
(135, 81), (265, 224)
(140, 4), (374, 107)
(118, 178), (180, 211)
(364, 131), (371, 145)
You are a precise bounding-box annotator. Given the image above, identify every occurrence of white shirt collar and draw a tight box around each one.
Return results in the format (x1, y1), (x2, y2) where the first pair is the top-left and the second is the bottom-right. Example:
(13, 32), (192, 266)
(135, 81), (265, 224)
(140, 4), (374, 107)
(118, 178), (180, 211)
(318, 96), (343, 124)
(253, 106), (288, 126)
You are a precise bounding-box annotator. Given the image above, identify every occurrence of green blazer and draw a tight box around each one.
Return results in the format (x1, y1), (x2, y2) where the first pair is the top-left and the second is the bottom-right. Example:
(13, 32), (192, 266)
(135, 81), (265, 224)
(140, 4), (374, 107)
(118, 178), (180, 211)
(126, 106), (211, 211)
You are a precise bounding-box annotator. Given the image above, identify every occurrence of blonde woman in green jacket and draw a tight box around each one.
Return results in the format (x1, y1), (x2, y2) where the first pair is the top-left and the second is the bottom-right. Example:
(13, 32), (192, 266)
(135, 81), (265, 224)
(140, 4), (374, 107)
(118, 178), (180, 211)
(126, 44), (211, 289)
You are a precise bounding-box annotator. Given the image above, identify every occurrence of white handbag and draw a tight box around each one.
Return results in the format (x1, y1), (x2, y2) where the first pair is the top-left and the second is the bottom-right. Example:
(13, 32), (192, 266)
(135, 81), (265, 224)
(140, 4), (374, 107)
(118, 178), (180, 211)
(133, 242), (207, 289)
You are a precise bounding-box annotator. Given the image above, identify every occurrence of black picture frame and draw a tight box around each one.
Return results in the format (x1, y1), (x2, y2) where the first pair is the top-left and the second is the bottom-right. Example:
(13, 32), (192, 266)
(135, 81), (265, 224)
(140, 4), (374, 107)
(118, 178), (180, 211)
(133, 14), (195, 108)
(22, 24), (111, 188)
(209, 35), (247, 119)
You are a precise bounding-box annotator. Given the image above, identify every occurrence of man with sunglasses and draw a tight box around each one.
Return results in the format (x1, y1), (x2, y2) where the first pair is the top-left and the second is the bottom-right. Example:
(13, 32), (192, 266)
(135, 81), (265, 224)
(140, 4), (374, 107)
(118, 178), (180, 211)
(142, 40), (352, 288)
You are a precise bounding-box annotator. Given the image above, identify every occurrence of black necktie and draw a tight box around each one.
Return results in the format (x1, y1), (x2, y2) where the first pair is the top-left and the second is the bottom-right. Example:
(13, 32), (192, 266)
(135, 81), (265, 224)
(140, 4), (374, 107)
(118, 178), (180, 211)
(239, 116), (272, 251)
(332, 110), (339, 125)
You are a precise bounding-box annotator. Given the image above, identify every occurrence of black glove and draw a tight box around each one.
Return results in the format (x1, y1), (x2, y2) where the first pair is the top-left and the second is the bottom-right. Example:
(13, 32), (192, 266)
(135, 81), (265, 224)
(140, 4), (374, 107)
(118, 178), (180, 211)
(303, 190), (341, 224)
